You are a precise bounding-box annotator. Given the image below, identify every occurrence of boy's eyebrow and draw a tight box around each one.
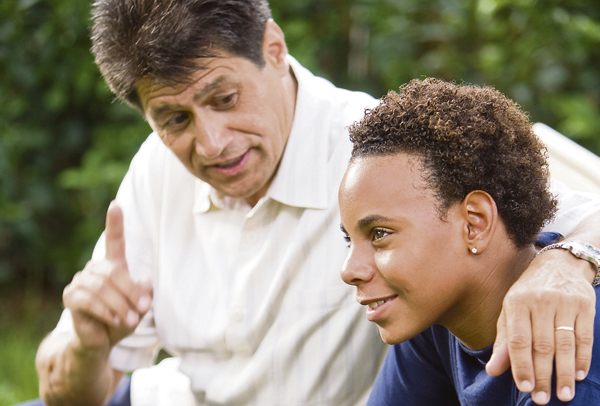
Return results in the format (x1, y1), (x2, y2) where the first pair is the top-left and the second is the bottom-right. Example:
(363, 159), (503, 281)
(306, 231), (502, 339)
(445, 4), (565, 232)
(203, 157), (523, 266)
(358, 214), (393, 230)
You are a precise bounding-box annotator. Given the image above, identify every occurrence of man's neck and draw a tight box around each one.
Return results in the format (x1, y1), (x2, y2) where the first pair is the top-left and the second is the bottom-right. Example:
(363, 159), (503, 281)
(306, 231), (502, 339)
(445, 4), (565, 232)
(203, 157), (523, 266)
(244, 64), (298, 207)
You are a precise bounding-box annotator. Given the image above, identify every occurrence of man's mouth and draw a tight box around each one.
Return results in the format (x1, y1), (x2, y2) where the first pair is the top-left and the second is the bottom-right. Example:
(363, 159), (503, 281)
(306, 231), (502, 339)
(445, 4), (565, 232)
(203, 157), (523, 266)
(208, 150), (250, 176)
(214, 153), (246, 168)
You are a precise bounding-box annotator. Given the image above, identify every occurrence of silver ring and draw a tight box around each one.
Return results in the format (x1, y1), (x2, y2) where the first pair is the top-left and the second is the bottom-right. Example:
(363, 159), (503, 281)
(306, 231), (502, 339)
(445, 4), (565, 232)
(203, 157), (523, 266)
(555, 326), (575, 333)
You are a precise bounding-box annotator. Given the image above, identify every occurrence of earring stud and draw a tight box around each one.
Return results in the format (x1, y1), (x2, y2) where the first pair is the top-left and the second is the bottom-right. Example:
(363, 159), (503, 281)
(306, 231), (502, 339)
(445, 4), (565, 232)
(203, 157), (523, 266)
(471, 247), (478, 254)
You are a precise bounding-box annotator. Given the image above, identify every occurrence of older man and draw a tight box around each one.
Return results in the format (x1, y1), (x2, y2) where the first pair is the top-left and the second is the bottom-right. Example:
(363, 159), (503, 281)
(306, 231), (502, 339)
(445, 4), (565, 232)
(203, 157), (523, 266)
(33, 1), (600, 405)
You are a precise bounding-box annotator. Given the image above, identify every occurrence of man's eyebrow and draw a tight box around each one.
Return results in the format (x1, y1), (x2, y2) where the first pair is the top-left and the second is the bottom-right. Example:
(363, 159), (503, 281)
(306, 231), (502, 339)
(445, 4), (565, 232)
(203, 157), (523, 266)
(149, 103), (180, 119)
(148, 76), (232, 119)
(193, 76), (229, 102)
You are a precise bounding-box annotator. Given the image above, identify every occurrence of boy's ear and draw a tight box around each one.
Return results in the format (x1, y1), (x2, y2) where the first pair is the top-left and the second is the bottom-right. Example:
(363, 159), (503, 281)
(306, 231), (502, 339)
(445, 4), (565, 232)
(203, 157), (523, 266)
(262, 19), (288, 71)
(460, 191), (498, 255)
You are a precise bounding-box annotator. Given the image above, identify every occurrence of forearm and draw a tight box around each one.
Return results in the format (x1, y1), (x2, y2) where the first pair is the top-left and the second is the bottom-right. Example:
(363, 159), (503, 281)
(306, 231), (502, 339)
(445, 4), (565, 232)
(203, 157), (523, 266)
(36, 331), (122, 406)
(556, 210), (600, 283)
(565, 210), (600, 245)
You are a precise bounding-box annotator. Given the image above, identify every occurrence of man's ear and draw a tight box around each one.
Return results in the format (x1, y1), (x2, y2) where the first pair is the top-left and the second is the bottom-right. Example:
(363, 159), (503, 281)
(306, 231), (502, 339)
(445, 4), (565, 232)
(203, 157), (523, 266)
(460, 191), (498, 255)
(262, 19), (288, 72)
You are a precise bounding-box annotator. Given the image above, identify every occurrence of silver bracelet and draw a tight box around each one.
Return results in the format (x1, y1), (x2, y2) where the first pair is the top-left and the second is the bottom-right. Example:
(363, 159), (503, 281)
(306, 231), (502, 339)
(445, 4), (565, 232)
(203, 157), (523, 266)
(536, 241), (600, 286)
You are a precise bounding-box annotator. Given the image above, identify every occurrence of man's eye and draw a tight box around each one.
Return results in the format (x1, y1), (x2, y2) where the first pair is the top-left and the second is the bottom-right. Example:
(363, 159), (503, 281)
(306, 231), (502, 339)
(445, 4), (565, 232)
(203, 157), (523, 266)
(166, 112), (189, 128)
(214, 93), (237, 109)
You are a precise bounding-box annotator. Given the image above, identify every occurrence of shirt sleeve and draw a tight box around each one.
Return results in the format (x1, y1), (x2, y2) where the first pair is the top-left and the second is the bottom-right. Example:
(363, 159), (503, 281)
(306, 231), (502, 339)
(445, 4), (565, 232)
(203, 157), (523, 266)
(107, 133), (168, 372)
(542, 179), (600, 237)
(50, 133), (167, 373)
(366, 331), (460, 406)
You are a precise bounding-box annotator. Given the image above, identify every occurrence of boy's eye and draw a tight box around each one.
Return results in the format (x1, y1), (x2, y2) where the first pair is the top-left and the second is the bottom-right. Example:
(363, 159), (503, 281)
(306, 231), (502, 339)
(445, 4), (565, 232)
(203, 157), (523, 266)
(373, 229), (389, 241)
(340, 225), (351, 247)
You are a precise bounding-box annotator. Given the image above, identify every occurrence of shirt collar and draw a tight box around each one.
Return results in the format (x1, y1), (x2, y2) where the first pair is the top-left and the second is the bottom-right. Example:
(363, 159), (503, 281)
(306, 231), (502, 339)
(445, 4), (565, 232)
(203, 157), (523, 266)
(265, 56), (329, 210)
(193, 56), (330, 214)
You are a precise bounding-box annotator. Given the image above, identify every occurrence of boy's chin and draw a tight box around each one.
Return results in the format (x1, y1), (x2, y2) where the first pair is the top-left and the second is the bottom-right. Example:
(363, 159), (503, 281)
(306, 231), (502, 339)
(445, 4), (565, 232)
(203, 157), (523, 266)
(378, 327), (403, 345)
(378, 324), (419, 345)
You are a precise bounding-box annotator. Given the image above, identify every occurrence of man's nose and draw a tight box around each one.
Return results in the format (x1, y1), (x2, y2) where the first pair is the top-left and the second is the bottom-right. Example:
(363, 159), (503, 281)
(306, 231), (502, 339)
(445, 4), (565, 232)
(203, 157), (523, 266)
(192, 114), (229, 159)
(341, 246), (374, 286)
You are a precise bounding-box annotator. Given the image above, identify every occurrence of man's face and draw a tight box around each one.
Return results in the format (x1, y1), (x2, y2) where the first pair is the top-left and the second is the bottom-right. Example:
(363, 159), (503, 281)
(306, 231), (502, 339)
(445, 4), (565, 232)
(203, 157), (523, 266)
(137, 51), (295, 206)
(339, 154), (471, 345)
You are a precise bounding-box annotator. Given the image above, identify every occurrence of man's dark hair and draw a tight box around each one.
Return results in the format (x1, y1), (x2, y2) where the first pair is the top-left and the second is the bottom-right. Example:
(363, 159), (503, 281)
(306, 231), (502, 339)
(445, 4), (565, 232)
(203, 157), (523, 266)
(91, 0), (272, 110)
(349, 78), (557, 248)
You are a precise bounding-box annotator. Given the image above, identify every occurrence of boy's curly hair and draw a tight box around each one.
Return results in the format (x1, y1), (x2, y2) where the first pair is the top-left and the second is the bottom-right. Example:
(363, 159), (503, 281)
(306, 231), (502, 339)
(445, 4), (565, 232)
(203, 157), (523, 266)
(349, 78), (557, 247)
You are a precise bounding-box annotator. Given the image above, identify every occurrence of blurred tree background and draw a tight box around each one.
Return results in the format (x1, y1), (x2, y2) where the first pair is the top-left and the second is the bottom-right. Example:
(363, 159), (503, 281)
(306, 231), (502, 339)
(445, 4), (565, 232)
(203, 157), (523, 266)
(0, 0), (599, 403)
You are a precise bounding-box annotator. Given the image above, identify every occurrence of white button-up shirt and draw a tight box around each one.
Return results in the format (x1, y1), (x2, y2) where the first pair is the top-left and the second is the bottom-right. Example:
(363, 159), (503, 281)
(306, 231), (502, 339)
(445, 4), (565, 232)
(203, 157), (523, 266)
(53, 57), (600, 406)
(58, 57), (386, 405)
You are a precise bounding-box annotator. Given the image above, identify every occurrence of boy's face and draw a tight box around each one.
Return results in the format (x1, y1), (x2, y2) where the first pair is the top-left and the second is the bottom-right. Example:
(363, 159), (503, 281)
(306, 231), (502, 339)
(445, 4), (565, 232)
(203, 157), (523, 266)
(339, 154), (471, 344)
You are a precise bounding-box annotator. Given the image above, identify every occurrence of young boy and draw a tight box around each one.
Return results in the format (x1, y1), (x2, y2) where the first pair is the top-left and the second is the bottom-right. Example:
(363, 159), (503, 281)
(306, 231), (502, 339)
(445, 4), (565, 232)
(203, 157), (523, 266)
(339, 78), (600, 405)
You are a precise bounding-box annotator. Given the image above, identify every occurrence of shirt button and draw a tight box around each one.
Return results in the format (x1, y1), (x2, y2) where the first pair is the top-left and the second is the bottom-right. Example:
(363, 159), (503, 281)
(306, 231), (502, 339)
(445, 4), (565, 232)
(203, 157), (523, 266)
(245, 232), (258, 244)
(230, 307), (245, 322)
(236, 346), (253, 357)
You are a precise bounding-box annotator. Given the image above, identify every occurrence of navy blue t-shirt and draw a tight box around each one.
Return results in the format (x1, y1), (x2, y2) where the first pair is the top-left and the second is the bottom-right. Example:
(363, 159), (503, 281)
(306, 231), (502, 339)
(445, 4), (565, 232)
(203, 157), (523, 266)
(367, 286), (600, 405)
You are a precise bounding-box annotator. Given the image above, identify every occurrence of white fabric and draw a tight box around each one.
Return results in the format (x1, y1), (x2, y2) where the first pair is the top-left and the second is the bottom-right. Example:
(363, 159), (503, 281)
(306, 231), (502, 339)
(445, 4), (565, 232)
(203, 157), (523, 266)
(52, 58), (600, 406)
(534, 122), (600, 195)
(56, 57), (385, 406)
(131, 358), (196, 406)
(543, 179), (600, 237)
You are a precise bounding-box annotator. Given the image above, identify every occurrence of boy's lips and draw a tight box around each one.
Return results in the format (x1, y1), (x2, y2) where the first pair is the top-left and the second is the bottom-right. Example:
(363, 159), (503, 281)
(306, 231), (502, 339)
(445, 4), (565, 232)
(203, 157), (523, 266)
(361, 295), (397, 322)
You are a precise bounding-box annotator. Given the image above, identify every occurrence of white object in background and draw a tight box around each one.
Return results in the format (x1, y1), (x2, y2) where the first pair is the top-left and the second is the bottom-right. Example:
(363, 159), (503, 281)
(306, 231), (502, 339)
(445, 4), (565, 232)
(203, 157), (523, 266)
(131, 357), (196, 406)
(534, 122), (600, 194)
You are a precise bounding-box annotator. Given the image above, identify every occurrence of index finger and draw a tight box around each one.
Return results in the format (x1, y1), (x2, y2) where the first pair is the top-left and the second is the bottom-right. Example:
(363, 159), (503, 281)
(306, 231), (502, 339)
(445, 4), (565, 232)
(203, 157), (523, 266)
(486, 308), (511, 377)
(105, 201), (126, 263)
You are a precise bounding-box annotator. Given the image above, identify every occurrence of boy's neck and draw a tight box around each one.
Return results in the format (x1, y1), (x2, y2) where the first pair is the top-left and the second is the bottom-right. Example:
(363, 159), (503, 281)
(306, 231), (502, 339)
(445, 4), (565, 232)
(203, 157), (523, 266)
(446, 245), (537, 351)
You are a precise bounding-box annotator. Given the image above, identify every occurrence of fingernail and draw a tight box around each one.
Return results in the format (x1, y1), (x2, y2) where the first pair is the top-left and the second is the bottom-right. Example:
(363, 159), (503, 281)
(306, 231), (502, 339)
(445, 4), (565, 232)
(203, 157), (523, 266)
(113, 315), (120, 325)
(126, 310), (139, 327)
(576, 370), (586, 381)
(533, 391), (548, 404)
(138, 295), (151, 312)
(560, 386), (572, 400)
(520, 380), (533, 392)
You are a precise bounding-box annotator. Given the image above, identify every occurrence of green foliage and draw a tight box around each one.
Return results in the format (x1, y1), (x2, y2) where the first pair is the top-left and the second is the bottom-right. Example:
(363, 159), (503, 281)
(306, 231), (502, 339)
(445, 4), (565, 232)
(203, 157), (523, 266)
(0, 287), (64, 405)
(0, 327), (39, 405)
(272, 0), (600, 152)
(0, 0), (150, 288)
(0, 0), (599, 293)
(0, 0), (599, 402)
